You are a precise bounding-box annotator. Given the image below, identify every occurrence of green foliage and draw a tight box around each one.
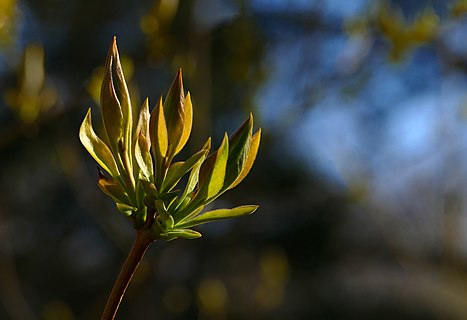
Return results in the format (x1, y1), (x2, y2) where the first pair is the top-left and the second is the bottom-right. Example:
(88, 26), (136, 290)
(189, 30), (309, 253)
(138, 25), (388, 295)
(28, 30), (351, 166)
(79, 37), (261, 240)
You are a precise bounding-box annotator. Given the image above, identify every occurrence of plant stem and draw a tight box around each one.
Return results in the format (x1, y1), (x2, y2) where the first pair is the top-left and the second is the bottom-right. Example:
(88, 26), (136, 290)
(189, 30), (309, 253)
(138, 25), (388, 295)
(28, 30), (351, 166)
(101, 229), (155, 320)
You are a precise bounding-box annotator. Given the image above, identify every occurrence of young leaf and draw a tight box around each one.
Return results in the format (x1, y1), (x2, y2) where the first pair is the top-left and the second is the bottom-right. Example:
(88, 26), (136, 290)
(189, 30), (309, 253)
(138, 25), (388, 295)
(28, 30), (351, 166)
(164, 69), (185, 157)
(229, 129), (261, 190)
(79, 109), (120, 177)
(165, 161), (185, 185)
(171, 138), (211, 221)
(140, 179), (158, 198)
(97, 170), (131, 204)
(149, 96), (168, 160)
(101, 37), (129, 150)
(170, 139), (211, 214)
(116, 203), (137, 217)
(159, 190), (180, 205)
(196, 133), (229, 201)
(133, 99), (150, 185)
(135, 98), (151, 144)
(155, 200), (174, 228)
(109, 38), (132, 145)
(135, 133), (153, 181)
(176, 205), (259, 229)
(178, 138), (211, 207)
(161, 148), (209, 193)
(163, 228), (202, 239)
(223, 114), (253, 190)
(174, 91), (193, 155)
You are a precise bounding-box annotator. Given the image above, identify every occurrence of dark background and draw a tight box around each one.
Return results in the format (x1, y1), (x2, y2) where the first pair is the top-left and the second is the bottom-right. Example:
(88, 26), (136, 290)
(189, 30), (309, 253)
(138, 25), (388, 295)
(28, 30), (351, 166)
(2, 0), (467, 319)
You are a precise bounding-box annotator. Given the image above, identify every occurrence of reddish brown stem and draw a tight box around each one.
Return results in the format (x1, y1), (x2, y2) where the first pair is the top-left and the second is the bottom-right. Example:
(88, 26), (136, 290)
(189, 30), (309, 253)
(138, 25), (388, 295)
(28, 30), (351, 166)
(101, 229), (155, 320)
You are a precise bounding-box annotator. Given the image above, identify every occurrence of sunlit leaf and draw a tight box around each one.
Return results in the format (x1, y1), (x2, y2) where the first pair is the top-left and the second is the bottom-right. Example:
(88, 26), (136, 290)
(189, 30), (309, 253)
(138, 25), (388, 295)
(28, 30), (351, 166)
(161, 148), (209, 193)
(174, 91), (193, 155)
(165, 161), (184, 184)
(97, 170), (130, 204)
(135, 133), (153, 181)
(229, 128), (261, 190)
(180, 138), (211, 200)
(155, 199), (174, 228)
(101, 38), (125, 149)
(140, 179), (158, 198)
(164, 69), (185, 157)
(106, 37), (132, 150)
(163, 228), (202, 239)
(133, 98), (153, 181)
(173, 205), (204, 225)
(150, 96), (168, 160)
(223, 114), (253, 189)
(197, 133), (229, 201)
(135, 98), (151, 143)
(176, 205), (258, 228)
(116, 202), (137, 216)
(79, 108), (120, 177)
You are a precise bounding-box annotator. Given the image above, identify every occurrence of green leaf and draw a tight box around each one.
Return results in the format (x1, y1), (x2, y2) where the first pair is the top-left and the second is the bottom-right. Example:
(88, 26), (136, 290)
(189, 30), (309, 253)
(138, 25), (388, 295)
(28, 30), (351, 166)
(135, 133), (153, 181)
(174, 91), (193, 155)
(164, 69), (186, 158)
(164, 161), (184, 187)
(97, 170), (130, 204)
(149, 98), (169, 168)
(79, 108), (120, 177)
(171, 138), (211, 215)
(223, 114), (253, 190)
(161, 148), (209, 193)
(116, 203), (137, 216)
(155, 199), (174, 229)
(180, 138), (211, 200)
(101, 37), (131, 151)
(135, 98), (151, 144)
(159, 190), (180, 207)
(133, 98), (153, 181)
(134, 98), (154, 182)
(140, 180), (158, 198)
(169, 193), (192, 213)
(163, 228), (202, 239)
(173, 205), (203, 225)
(196, 133), (229, 201)
(176, 205), (258, 229)
(229, 128), (261, 189)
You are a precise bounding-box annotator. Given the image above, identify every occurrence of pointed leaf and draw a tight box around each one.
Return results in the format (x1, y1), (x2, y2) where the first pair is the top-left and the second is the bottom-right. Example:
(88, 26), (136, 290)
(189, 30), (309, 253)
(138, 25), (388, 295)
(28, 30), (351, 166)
(181, 138), (211, 200)
(163, 228), (202, 239)
(140, 179), (158, 198)
(161, 148), (209, 193)
(116, 203), (137, 217)
(164, 69), (185, 157)
(229, 129), (261, 189)
(196, 133), (229, 201)
(79, 109), (120, 177)
(174, 205), (203, 225)
(159, 190), (180, 205)
(101, 38), (124, 149)
(135, 133), (153, 180)
(174, 91), (193, 155)
(176, 205), (258, 229)
(155, 199), (174, 229)
(165, 161), (185, 185)
(135, 98), (151, 143)
(97, 170), (130, 204)
(150, 96), (168, 158)
(224, 114), (253, 189)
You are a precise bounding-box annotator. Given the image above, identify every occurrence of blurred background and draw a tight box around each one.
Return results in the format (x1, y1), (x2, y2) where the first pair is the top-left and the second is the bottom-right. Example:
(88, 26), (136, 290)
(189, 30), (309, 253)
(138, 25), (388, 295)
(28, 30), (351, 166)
(2, 0), (467, 319)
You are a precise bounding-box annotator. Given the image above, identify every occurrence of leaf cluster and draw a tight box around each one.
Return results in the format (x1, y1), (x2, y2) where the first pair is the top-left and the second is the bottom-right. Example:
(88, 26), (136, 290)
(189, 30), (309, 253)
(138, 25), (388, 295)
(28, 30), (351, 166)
(80, 37), (261, 240)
